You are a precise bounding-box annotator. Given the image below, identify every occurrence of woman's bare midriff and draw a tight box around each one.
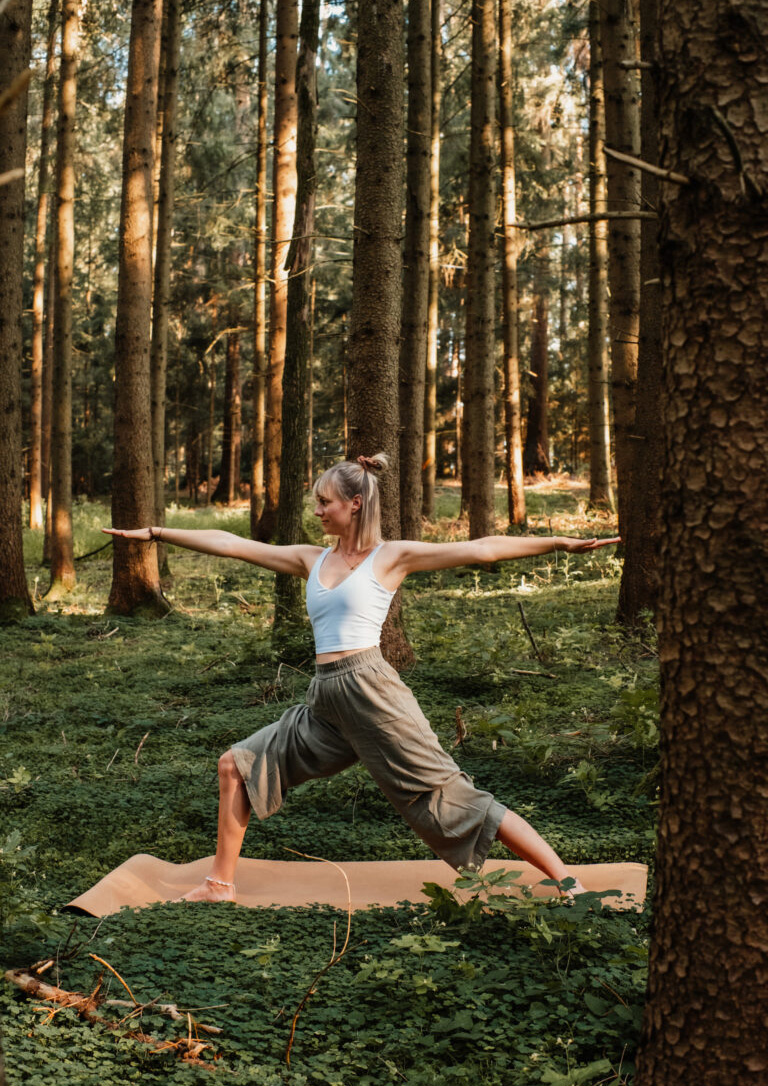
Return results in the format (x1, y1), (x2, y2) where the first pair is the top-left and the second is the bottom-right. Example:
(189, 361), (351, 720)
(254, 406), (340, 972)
(315, 646), (376, 665)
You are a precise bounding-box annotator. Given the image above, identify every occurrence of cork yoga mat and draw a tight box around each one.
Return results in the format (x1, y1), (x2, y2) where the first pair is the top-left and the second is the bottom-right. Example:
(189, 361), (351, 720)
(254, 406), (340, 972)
(64, 854), (647, 916)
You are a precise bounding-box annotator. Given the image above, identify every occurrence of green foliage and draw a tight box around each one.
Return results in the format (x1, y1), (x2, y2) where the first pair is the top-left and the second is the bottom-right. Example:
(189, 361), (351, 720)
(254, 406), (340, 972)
(2, 494), (655, 1082)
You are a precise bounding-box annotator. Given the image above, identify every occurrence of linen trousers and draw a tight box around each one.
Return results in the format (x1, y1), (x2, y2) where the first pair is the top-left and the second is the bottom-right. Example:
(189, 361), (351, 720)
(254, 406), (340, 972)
(231, 646), (506, 870)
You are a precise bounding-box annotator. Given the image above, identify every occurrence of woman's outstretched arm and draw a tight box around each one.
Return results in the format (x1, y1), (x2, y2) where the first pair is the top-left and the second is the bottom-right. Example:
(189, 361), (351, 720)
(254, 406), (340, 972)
(101, 526), (322, 578)
(379, 534), (621, 584)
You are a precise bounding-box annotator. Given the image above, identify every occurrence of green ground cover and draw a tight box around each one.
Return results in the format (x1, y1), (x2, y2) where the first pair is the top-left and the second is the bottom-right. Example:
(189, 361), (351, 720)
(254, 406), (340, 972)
(1, 486), (656, 1085)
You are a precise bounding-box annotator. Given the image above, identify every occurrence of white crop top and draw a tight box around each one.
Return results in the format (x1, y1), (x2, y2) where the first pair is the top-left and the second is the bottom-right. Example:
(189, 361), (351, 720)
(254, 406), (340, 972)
(305, 543), (396, 654)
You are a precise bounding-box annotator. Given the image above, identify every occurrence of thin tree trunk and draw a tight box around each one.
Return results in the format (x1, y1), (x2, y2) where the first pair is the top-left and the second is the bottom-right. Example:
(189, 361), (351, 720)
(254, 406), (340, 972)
(421, 0), (441, 521)
(257, 0), (298, 542)
(213, 327), (242, 504)
(600, 0), (640, 537)
(635, 1), (768, 1079)
(273, 0), (319, 646)
(41, 227), (55, 564)
(349, 0), (412, 670)
(0, 0), (34, 620)
(464, 0), (497, 539)
(398, 0), (431, 541)
(108, 0), (168, 616)
(150, 0), (181, 574)
(29, 0), (57, 533)
(616, 0), (661, 623)
(587, 1), (613, 507)
(499, 0), (525, 526)
(47, 0), (79, 600)
(523, 247), (551, 475)
(250, 0), (269, 535)
(307, 275), (315, 487)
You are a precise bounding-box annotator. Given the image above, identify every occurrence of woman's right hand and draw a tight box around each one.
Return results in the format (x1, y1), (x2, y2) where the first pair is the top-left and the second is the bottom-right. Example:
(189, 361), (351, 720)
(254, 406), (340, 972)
(102, 526), (156, 542)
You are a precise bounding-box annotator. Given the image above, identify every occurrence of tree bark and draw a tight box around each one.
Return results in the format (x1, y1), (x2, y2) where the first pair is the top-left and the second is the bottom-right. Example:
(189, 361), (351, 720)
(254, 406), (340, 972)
(213, 325), (242, 504)
(150, 0), (181, 573)
(634, 2), (768, 1081)
(616, 0), (661, 623)
(250, 0), (269, 535)
(47, 0), (79, 600)
(0, 0), (33, 620)
(523, 246), (551, 475)
(421, 0), (441, 521)
(350, 0), (413, 670)
(599, 0), (640, 537)
(273, 0), (320, 648)
(257, 0), (298, 542)
(28, 0), (57, 533)
(499, 0), (525, 526)
(398, 0), (431, 541)
(587, 0), (613, 507)
(108, 0), (168, 616)
(464, 0), (497, 539)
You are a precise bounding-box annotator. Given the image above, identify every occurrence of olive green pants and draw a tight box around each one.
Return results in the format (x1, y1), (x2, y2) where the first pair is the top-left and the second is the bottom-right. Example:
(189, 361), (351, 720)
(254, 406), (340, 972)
(231, 646), (506, 870)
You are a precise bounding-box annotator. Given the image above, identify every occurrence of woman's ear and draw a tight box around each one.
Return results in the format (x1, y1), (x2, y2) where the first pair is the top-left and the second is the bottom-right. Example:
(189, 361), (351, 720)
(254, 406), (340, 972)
(351, 494), (362, 514)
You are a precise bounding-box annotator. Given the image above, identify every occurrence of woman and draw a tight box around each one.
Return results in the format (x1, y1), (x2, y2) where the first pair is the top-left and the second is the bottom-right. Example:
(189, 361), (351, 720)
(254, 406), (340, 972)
(104, 454), (619, 903)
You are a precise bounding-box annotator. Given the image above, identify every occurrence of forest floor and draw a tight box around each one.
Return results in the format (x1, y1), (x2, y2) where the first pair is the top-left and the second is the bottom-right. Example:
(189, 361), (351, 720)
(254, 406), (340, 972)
(1, 483), (656, 1086)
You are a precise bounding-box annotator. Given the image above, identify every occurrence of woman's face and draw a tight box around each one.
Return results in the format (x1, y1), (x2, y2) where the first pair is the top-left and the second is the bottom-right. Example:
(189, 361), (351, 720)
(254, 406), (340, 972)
(313, 488), (361, 536)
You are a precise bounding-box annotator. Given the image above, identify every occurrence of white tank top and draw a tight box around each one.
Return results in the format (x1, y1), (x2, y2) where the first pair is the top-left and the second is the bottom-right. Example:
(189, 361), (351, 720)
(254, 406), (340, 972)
(305, 543), (395, 653)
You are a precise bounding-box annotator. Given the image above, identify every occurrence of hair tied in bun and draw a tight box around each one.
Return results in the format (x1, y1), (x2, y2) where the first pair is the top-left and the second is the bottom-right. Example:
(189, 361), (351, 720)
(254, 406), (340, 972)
(357, 455), (384, 472)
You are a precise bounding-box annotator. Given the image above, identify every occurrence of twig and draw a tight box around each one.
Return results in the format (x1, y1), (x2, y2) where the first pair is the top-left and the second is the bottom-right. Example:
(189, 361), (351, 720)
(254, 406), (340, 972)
(517, 602), (546, 666)
(88, 955), (138, 1004)
(75, 540), (113, 561)
(0, 68), (32, 118)
(604, 146), (690, 186)
(0, 168), (24, 188)
(710, 106), (764, 199)
(509, 666), (557, 680)
(133, 731), (150, 765)
(282, 848), (353, 1067)
(517, 210), (657, 231)
(453, 706), (467, 748)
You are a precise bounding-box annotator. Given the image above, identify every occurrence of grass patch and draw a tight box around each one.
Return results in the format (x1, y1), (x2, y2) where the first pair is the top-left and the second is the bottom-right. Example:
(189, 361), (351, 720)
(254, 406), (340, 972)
(2, 484), (655, 1084)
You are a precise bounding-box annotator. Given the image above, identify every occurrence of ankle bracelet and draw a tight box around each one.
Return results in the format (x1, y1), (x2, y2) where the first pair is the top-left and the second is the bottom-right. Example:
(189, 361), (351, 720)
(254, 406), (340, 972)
(205, 875), (234, 888)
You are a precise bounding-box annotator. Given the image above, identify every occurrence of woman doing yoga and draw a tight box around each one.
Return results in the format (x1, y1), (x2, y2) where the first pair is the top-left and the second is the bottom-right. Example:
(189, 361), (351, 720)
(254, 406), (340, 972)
(103, 453), (619, 903)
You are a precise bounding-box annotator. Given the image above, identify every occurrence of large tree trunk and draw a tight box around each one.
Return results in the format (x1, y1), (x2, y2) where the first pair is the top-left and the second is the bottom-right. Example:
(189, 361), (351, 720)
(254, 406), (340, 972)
(108, 0), (168, 616)
(498, 0), (525, 526)
(421, 0), (441, 522)
(599, 0), (640, 537)
(256, 0), (298, 542)
(398, 0), (431, 541)
(634, 2), (768, 1082)
(47, 0), (79, 600)
(273, 0), (320, 649)
(28, 0), (57, 533)
(522, 246), (551, 475)
(0, 0), (34, 621)
(616, 0), (661, 623)
(349, 0), (412, 670)
(250, 0), (269, 535)
(150, 0), (181, 573)
(464, 0), (497, 539)
(587, 0), (613, 507)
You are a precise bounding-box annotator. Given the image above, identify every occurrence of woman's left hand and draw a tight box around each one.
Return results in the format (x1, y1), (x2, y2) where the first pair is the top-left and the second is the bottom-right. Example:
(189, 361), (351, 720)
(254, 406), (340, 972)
(556, 536), (622, 553)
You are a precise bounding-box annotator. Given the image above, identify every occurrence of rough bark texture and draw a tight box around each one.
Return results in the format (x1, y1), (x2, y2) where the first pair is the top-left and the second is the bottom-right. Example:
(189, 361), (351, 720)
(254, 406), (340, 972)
(398, 0), (431, 540)
(464, 0), (497, 539)
(616, 0), (661, 623)
(599, 0), (640, 537)
(273, 0), (319, 646)
(522, 250), (551, 475)
(257, 0), (298, 542)
(634, 2), (768, 1081)
(499, 0), (525, 526)
(28, 0), (58, 533)
(421, 0), (441, 521)
(47, 0), (79, 599)
(250, 0), (269, 535)
(150, 0), (181, 563)
(587, 0), (613, 507)
(108, 0), (168, 616)
(0, 0), (33, 620)
(350, 0), (413, 670)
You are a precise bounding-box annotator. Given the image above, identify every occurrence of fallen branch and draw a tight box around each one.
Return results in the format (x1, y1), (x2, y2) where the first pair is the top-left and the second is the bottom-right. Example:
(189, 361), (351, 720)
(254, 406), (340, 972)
(282, 848), (353, 1068)
(517, 602), (547, 667)
(509, 666), (557, 680)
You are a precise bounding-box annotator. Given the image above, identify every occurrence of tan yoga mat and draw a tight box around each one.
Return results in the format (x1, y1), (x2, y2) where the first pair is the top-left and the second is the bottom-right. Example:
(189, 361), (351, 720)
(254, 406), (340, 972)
(64, 854), (647, 916)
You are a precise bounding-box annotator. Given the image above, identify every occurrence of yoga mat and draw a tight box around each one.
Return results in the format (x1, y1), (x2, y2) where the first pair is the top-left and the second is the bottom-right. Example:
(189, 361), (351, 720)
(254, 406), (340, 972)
(64, 854), (647, 916)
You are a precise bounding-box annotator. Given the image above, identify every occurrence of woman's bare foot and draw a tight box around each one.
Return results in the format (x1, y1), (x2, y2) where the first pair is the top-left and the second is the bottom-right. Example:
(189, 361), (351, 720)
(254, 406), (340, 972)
(177, 878), (236, 903)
